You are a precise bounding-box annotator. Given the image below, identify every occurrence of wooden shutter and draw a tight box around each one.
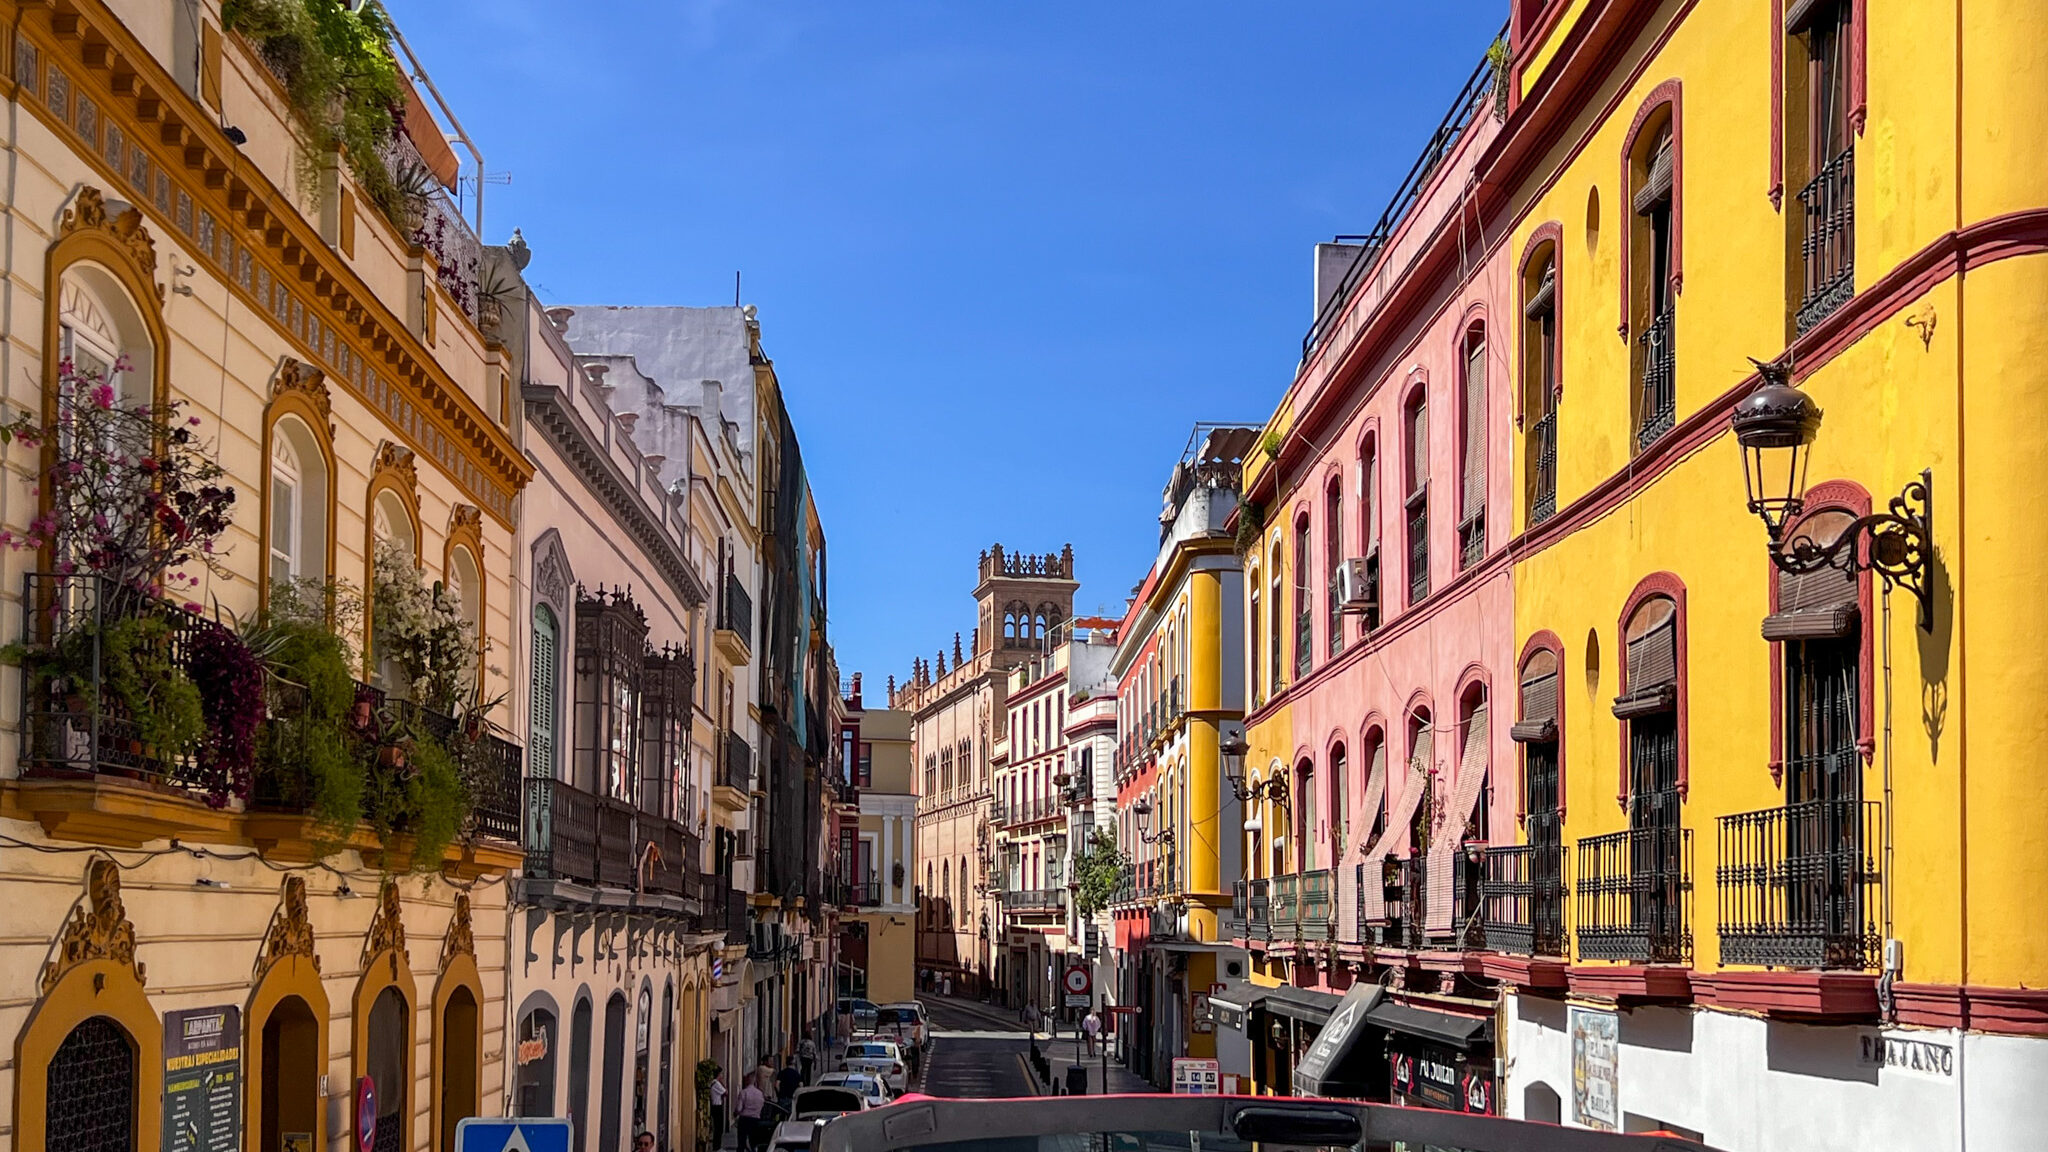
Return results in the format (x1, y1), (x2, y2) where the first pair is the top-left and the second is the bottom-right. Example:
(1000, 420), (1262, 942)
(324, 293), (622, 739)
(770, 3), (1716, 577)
(1463, 340), (1487, 518)
(1627, 612), (1677, 690)
(1763, 510), (1858, 639)
(1357, 742), (1388, 857)
(1513, 669), (1559, 743)
(1426, 707), (1491, 931)
(1409, 400), (1430, 498)
(530, 611), (558, 779)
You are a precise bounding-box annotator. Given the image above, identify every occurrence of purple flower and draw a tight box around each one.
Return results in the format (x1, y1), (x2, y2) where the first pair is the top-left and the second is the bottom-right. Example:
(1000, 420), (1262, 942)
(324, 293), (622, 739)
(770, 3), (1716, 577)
(89, 382), (114, 410)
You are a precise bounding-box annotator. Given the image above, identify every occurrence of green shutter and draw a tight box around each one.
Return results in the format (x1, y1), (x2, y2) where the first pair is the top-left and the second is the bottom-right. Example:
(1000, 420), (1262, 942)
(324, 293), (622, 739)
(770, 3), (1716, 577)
(531, 606), (558, 778)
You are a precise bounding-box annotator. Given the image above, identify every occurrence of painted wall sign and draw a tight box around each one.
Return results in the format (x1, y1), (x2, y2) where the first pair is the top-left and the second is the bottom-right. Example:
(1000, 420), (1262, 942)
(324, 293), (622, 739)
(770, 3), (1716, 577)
(162, 1006), (242, 1152)
(1857, 1031), (1956, 1079)
(1570, 1006), (1620, 1132)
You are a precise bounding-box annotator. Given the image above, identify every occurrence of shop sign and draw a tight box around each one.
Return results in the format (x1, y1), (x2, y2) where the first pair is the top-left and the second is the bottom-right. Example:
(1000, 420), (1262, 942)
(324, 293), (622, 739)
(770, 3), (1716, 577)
(1570, 1006), (1620, 1132)
(1190, 992), (1214, 1034)
(517, 1017), (551, 1066)
(163, 1005), (241, 1152)
(1172, 1057), (1221, 1095)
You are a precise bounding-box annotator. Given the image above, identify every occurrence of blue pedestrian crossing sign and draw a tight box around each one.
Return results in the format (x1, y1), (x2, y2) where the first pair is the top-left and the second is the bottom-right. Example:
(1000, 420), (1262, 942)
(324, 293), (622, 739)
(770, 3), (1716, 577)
(455, 1117), (572, 1152)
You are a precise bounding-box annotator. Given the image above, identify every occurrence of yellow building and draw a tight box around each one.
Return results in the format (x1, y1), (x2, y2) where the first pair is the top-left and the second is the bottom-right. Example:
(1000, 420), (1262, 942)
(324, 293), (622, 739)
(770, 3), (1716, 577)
(1490, 0), (2048, 1143)
(0, 4), (528, 1151)
(840, 683), (917, 1005)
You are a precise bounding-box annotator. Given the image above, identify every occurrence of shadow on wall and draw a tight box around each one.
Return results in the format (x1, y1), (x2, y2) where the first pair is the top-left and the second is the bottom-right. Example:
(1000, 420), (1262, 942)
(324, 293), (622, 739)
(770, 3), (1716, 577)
(1516, 995), (1567, 1032)
(1617, 1006), (1693, 1055)
(1763, 1019), (1878, 1084)
(1918, 546), (1954, 763)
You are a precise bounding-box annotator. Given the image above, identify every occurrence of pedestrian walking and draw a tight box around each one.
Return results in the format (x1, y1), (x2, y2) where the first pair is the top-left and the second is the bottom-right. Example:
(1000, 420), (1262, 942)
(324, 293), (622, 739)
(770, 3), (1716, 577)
(735, 1071), (767, 1152)
(1023, 1001), (1040, 1035)
(798, 1034), (817, 1084)
(708, 1071), (728, 1150)
(635, 1133), (657, 1152)
(775, 1058), (801, 1111)
(1082, 1009), (1102, 1057)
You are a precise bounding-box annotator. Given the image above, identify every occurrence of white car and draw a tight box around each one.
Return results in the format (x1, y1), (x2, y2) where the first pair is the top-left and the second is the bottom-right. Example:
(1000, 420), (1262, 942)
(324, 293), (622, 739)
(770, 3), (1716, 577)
(877, 1002), (930, 1051)
(816, 1070), (894, 1107)
(769, 1121), (819, 1152)
(789, 1084), (872, 1120)
(837, 1040), (909, 1093)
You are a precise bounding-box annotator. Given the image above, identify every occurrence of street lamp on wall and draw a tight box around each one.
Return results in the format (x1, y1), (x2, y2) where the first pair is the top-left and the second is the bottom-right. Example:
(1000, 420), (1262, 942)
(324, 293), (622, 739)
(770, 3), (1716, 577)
(1219, 727), (1289, 805)
(1732, 361), (1935, 628)
(1132, 798), (1175, 846)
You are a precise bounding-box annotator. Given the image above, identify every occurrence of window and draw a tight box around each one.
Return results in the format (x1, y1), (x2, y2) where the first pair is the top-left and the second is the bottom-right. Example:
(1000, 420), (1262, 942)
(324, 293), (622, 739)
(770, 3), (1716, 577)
(1267, 544), (1284, 692)
(367, 988), (409, 1152)
(1456, 686), (1491, 844)
(449, 545), (482, 651)
(1458, 327), (1487, 569)
(1614, 588), (1686, 959)
(657, 984), (675, 1149)
(270, 434), (300, 587)
(1297, 760), (1317, 871)
(1513, 645), (1567, 956)
(1790, 0), (1856, 331)
(633, 985), (652, 1131)
(575, 587), (648, 800)
(514, 1008), (557, 1117)
(1625, 92), (1680, 453)
(642, 645), (693, 818)
(1328, 744), (1348, 863)
(531, 606), (561, 780)
(46, 1016), (136, 1152)
(858, 741), (873, 787)
(1359, 436), (1382, 631)
(1248, 575), (1262, 705)
(1293, 516), (1312, 678)
(1404, 388), (1430, 605)
(1523, 241), (1560, 525)
(1325, 479), (1345, 656)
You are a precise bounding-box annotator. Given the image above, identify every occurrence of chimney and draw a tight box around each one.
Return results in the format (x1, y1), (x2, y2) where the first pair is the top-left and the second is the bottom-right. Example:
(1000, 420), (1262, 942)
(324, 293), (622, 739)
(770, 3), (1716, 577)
(1315, 241), (1371, 321)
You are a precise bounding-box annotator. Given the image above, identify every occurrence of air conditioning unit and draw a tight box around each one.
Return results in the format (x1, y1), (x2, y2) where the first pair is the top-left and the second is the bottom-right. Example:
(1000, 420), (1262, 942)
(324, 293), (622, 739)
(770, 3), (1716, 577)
(1335, 556), (1378, 615)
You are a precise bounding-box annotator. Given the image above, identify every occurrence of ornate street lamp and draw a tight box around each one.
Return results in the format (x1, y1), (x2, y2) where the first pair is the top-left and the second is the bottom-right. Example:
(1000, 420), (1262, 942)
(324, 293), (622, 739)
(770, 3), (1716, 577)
(1732, 361), (1935, 628)
(1132, 798), (1175, 846)
(1220, 727), (1290, 805)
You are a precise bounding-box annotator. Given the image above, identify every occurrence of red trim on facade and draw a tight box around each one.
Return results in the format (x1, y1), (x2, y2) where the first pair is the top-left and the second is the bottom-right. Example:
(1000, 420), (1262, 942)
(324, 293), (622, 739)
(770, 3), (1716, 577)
(1693, 971), (1879, 1018)
(1509, 0), (1575, 116)
(1892, 984), (2048, 1037)
(1567, 964), (1693, 1001)
(1769, 0), (1784, 207)
(1849, 0), (1867, 135)
(1479, 952), (1571, 989)
(1518, 221), (1565, 412)
(1516, 630), (1567, 826)
(1617, 79), (1683, 335)
(1766, 481), (1877, 781)
(1414, 950), (1489, 976)
(1615, 572), (1690, 806)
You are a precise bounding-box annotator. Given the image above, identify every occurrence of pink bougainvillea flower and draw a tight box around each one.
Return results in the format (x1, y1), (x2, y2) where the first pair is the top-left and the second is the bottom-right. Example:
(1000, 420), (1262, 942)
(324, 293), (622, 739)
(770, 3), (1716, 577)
(89, 382), (115, 410)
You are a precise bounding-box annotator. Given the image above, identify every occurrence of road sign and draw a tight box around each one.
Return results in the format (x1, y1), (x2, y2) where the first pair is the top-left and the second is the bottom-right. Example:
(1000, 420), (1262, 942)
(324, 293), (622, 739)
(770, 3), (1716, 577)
(1063, 964), (1091, 997)
(455, 1118), (573, 1152)
(1172, 1058), (1221, 1095)
(354, 1078), (376, 1152)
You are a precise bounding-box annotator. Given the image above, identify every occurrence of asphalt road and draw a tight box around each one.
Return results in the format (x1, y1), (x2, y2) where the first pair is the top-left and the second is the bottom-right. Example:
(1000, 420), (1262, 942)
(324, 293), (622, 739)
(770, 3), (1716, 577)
(920, 995), (1039, 1098)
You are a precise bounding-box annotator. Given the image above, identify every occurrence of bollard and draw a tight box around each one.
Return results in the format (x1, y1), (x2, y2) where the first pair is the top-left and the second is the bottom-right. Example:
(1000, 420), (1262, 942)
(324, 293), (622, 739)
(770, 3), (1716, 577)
(1066, 1065), (1089, 1096)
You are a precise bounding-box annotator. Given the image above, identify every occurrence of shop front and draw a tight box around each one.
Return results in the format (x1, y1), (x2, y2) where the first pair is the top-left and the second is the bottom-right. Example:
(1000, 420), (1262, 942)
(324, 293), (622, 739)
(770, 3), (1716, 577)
(1373, 1001), (1496, 1121)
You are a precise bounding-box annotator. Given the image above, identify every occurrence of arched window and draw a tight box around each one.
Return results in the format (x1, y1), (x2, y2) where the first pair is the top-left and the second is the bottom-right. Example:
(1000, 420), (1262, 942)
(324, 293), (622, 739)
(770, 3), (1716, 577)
(515, 1007), (558, 1117)
(1614, 580), (1687, 962)
(1293, 515), (1313, 678)
(1623, 86), (1682, 452)
(941, 861), (951, 925)
(47, 1016), (136, 1152)
(1454, 683), (1491, 845)
(1325, 478), (1345, 657)
(1358, 433), (1382, 631)
(265, 403), (332, 602)
(1248, 571), (1263, 705)
(1458, 324), (1488, 569)
(1404, 387), (1430, 605)
(531, 605), (561, 780)
(366, 987), (409, 1152)
(1296, 758), (1317, 872)
(1522, 231), (1561, 526)
(599, 993), (628, 1152)
(270, 432), (302, 588)
(57, 267), (153, 408)
(1328, 743), (1348, 862)
(449, 545), (482, 645)
(1513, 640), (1567, 956)
(1360, 726), (1388, 852)
(1267, 543), (1284, 692)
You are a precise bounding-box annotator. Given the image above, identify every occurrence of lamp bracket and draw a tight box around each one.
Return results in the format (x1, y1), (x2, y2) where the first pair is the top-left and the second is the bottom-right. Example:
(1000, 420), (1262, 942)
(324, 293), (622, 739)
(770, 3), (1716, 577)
(1771, 469), (1934, 629)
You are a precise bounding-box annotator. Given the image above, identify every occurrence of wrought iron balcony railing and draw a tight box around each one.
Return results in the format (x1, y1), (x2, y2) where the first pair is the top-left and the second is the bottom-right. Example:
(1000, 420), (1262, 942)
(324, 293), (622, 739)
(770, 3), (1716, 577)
(719, 571), (753, 647)
(1716, 796), (1882, 970)
(1270, 873), (1300, 935)
(851, 879), (883, 907)
(720, 731), (754, 792)
(1299, 869), (1334, 940)
(1635, 308), (1676, 452)
(1407, 490), (1430, 605)
(1247, 877), (1271, 940)
(1527, 410), (1558, 526)
(1482, 843), (1569, 957)
(525, 776), (700, 904)
(1575, 826), (1693, 964)
(1796, 146), (1855, 334)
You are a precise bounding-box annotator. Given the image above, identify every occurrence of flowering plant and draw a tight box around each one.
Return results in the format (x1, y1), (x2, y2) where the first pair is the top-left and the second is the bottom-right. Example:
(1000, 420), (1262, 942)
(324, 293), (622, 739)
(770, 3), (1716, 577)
(0, 356), (236, 599)
(371, 540), (476, 713)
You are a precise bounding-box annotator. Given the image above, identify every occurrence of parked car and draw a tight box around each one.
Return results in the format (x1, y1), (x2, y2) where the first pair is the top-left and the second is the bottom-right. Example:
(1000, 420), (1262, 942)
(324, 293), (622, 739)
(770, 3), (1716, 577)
(790, 1085), (871, 1120)
(770, 1120), (819, 1152)
(876, 1002), (930, 1051)
(815, 1071), (893, 1109)
(837, 1040), (908, 1093)
(836, 996), (880, 1034)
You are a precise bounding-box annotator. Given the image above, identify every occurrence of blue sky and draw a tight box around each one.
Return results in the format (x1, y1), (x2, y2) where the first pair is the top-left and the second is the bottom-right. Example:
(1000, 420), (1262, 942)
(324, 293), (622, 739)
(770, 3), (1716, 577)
(390, 0), (1505, 684)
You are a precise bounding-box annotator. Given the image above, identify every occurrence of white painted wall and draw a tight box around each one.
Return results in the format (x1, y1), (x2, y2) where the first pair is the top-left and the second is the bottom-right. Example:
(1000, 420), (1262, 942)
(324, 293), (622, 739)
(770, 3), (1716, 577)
(1505, 993), (2048, 1151)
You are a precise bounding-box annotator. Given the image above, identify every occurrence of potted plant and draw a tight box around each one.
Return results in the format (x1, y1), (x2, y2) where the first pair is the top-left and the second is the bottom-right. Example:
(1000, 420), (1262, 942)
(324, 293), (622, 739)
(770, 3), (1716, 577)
(391, 160), (439, 238)
(475, 269), (518, 337)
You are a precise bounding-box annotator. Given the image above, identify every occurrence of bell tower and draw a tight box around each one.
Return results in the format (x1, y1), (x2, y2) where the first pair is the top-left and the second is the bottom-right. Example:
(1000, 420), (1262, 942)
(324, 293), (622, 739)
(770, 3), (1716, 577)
(973, 543), (1079, 670)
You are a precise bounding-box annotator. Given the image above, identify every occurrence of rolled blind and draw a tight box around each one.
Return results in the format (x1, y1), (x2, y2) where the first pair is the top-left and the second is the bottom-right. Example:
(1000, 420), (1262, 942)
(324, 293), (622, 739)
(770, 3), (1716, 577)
(1633, 136), (1675, 216)
(1524, 266), (1557, 319)
(1521, 672), (1558, 727)
(1463, 340), (1487, 518)
(1408, 400), (1429, 498)
(1426, 706), (1491, 932)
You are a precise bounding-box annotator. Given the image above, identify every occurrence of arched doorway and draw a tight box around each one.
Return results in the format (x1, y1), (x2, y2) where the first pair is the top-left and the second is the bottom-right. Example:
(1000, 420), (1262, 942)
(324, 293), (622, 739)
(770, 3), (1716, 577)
(47, 1016), (137, 1152)
(366, 987), (409, 1152)
(657, 982), (675, 1150)
(569, 998), (593, 1152)
(437, 985), (479, 1151)
(257, 996), (320, 1152)
(514, 1006), (558, 1117)
(600, 992), (628, 1152)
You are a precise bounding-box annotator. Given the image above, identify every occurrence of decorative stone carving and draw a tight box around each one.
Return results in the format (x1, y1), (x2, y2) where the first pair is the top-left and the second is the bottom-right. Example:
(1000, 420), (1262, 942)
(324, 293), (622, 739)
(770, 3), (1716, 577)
(363, 878), (408, 965)
(43, 858), (146, 992)
(532, 528), (575, 614)
(373, 441), (418, 494)
(258, 875), (320, 975)
(441, 892), (475, 965)
(450, 503), (483, 537)
(271, 357), (330, 421)
(62, 186), (159, 289)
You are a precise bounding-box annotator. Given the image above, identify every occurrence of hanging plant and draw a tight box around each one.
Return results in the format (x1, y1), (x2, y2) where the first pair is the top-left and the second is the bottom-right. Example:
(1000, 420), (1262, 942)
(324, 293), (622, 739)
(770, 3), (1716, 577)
(187, 620), (267, 807)
(372, 540), (477, 714)
(1234, 499), (1266, 559)
(245, 578), (367, 834)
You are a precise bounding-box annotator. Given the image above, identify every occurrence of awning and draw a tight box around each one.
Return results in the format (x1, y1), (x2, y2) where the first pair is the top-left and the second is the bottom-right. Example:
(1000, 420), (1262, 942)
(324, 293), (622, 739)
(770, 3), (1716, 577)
(1254, 984), (1344, 1025)
(1292, 981), (1385, 1097)
(1366, 1001), (1491, 1049)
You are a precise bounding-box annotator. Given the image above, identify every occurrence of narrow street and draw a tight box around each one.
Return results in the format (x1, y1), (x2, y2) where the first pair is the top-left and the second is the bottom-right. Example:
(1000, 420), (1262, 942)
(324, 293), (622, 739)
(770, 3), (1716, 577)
(918, 995), (1152, 1099)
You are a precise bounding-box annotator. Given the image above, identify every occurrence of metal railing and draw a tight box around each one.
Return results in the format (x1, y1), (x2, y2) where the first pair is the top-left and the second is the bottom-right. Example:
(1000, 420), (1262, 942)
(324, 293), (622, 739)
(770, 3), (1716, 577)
(1527, 410), (1558, 525)
(1459, 510), (1485, 571)
(720, 731), (754, 792)
(719, 571), (753, 646)
(1796, 146), (1856, 333)
(1407, 492), (1430, 605)
(851, 879), (883, 907)
(1302, 31), (1507, 359)
(1299, 869), (1333, 940)
(1247, 877), (1272, 940)
(1635, 308), (1676, 452)
(1575, 826), (1693, 964)
(524, 776), (700, 901)
(1008, 888), (1066, 911)
(1716, 797), (1882, 970)
(1482, 843), (1569, 957)
(1271, 873), (1300, 935)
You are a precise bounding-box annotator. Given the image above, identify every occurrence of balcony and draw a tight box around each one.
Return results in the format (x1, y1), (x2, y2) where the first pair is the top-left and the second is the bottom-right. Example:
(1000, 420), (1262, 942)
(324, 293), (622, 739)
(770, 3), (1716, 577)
(1246, 877), (1272, 941)
(717, 572), (753, 664)
(1007, 888), (1067, 912)
(1270, 873), (1300, 936)
(1634, 308), (1676, 452)
(706, 884), (750, 944)
(1527, 410), (1558, 526)
(1575, 826), (1693, 964)
(716, 732), (755, 805)
(1299, 869), (1334, 941)
(1482, 843), (1568, 957)
(1795, 146), (1855, 334)
(524, 777), (701, 911)
(1716, 798), (1882, 970)
(851, 879), (883, 907)
(1406, 489), (1429, 604)
(1361, 857), (1421, 950)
